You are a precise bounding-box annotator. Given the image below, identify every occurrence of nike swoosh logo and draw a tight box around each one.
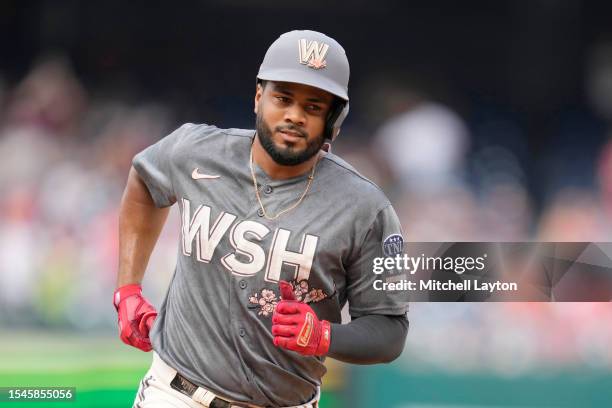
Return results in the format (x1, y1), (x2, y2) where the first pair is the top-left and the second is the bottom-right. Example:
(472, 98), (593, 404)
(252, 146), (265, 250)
(191, 168), (220, 180)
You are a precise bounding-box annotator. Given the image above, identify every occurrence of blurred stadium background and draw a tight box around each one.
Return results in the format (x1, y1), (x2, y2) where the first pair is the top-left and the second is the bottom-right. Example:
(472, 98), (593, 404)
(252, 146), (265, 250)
(1, 1), (611, 407)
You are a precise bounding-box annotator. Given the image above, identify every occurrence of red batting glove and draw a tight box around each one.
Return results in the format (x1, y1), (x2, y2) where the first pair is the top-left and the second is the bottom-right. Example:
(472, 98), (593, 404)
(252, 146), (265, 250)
(271, 280), (331, 357)
(113, 284), (157, 352)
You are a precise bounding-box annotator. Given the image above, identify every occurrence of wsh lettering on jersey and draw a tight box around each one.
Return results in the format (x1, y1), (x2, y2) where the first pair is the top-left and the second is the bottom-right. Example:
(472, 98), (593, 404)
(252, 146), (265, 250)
(181, 198), (319, 282)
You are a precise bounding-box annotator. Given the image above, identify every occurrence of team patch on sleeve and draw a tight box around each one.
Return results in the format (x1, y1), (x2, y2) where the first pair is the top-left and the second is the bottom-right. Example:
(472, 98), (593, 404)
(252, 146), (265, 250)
(382, 234), (404, 257)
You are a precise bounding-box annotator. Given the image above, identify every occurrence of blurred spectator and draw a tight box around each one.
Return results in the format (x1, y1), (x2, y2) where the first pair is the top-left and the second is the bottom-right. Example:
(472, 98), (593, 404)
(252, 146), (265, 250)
(374, 99), (470, 194)
(4, 55), (86, 136)
(586, 42), (612, 121)
(537, 188), (611, 241)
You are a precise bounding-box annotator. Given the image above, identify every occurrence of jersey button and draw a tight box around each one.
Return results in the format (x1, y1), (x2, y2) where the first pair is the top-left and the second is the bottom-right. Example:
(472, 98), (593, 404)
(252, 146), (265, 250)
(263, 185), (273, 195)
(239, 328), (246, 337)
(239, 280), (247, 289)
(257, 208), (264, 217)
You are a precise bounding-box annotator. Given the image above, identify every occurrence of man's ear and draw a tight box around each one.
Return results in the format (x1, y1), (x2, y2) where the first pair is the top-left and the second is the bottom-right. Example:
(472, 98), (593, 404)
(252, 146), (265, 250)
(254, 83), (264, 114)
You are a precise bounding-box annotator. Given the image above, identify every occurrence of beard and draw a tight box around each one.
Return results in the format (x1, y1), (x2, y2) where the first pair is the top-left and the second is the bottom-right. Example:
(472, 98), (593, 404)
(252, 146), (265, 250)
(255, 110), (325, 166)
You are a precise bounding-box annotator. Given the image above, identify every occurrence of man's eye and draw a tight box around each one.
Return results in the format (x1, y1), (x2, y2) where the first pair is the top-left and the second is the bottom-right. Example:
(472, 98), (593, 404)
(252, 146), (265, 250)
(275, 96), (290, 103)
(307, 105), (322, 111)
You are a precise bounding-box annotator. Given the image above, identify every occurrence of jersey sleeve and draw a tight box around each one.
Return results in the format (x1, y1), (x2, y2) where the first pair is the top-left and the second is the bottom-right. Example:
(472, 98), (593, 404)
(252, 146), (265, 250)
(132, 124), (192, 208)
(345, 204), (408, 317)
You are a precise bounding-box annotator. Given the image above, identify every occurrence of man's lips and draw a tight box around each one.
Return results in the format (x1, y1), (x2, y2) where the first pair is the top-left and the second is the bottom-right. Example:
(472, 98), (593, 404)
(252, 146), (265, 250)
(277, 128), (305, 142)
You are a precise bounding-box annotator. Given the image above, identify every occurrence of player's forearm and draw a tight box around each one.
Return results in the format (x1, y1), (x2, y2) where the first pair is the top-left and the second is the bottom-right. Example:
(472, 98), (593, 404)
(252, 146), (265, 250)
(327, 314), (408, 364)
(117, 166), (170, 287)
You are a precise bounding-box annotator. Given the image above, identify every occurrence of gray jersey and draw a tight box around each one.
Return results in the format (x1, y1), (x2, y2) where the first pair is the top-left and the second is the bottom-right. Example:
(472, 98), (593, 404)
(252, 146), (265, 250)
(133, 123), (407, 407)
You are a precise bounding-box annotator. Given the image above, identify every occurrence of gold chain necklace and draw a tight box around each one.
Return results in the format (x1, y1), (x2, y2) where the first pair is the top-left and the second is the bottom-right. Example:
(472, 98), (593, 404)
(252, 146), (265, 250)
(249, 147), (319, 220)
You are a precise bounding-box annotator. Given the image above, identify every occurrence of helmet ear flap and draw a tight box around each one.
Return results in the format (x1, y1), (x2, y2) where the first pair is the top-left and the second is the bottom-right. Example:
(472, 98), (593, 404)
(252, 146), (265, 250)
(325, 100), (349, 141)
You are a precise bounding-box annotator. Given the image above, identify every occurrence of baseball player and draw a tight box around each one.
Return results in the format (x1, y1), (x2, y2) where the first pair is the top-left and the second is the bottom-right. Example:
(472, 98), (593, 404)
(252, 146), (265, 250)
(115, 30), (409, 408)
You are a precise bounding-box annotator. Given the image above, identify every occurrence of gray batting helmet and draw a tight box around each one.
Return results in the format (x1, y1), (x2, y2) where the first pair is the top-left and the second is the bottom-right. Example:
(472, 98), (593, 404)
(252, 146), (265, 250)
(257, 30), (350, 140)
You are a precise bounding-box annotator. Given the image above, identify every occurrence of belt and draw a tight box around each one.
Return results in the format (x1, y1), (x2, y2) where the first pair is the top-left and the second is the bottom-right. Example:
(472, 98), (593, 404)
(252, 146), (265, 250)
(154, 352), (318, 408)
(170, 372), (250, 408)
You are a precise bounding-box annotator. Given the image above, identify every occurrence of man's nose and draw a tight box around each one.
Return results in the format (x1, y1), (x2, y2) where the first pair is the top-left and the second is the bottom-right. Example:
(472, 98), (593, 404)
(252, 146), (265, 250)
(284, 104), (306, 127)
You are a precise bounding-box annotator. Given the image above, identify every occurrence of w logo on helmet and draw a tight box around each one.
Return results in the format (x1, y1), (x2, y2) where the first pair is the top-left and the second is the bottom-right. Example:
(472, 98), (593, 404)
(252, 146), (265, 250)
(298, 39), (329, 70)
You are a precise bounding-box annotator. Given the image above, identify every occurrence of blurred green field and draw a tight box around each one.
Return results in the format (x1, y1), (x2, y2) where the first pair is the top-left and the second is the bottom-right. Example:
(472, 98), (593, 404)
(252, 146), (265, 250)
(3, 331), (610, 408)
(0, 331), (341, 407)
(350, 362), (612, 408)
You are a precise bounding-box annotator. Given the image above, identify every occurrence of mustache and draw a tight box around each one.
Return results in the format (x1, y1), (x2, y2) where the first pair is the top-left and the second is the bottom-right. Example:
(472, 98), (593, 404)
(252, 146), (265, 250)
(275, 125), (307, 138)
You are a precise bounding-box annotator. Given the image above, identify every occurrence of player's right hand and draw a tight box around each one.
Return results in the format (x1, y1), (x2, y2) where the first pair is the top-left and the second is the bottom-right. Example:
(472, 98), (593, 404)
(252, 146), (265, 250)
(272, 281), (331, 357)
(113, 284), (158, 352)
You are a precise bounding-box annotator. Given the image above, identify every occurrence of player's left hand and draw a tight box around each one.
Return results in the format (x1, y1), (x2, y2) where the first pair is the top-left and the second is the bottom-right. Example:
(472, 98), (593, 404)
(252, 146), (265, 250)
(271, 280), (331, 356)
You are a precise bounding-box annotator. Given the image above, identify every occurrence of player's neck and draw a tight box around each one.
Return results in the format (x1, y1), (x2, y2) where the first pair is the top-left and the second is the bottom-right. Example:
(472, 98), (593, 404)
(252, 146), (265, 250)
(252, 135), (321, 180)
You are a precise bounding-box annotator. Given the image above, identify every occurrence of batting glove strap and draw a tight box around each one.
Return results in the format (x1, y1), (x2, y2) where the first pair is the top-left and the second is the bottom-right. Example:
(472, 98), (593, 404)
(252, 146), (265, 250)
(316, 320), (332, 356)
(113, 283), (143, 310)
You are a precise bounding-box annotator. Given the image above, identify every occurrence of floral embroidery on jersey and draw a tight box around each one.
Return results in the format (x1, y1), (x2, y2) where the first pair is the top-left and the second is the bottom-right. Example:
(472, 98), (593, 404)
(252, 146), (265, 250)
(248, 289), (278, 316)
(248, 280), (329, 318)
(290, 279), (327, 304)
